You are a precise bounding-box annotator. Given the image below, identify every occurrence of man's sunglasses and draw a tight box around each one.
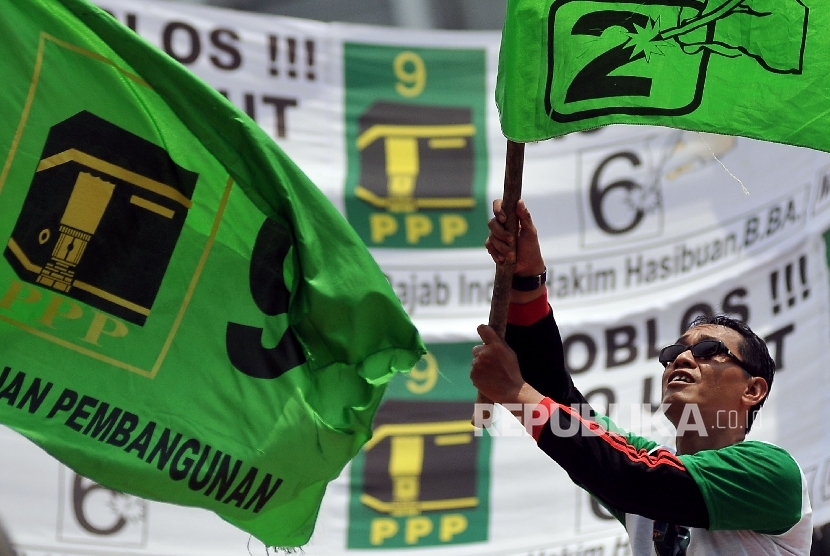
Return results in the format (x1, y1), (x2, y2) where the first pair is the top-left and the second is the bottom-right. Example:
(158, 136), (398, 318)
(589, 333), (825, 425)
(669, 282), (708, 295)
(658, 339), (752, 374)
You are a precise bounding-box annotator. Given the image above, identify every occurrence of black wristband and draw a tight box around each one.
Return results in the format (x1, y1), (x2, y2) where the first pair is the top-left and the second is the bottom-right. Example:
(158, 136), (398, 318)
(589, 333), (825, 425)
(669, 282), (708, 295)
(512, 269), (546, 291)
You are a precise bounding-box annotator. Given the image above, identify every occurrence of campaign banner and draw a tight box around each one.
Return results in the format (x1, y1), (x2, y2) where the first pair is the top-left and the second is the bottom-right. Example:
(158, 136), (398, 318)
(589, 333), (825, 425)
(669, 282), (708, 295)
(1, 0), (830, 554)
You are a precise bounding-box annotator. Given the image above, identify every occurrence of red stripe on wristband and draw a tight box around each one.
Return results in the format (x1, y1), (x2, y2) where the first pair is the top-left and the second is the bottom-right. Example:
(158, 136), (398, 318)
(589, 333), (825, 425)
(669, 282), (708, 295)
(531, 397), (557, 441)
(507, 288), (550, 326)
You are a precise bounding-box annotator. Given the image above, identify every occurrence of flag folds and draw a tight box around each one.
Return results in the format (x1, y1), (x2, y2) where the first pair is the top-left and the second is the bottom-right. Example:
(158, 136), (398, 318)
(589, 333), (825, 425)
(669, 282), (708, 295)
(496, 0), (830, 152)
(0, 0), (424, 546)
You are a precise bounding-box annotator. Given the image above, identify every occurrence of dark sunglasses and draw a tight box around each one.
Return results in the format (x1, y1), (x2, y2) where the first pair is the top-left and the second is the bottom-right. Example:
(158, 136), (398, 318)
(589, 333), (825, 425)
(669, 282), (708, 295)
(653, 521), (690, 556)
(658, 339), (752, 374)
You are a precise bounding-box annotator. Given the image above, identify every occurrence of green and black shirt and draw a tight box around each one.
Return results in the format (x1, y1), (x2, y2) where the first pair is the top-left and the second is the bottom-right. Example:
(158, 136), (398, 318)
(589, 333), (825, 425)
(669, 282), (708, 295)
(506, 296), (812, 555)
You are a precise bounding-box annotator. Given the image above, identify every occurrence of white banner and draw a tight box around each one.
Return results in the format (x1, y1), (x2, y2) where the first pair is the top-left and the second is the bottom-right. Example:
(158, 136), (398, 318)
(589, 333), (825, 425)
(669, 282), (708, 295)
(2, 0), (830, 554)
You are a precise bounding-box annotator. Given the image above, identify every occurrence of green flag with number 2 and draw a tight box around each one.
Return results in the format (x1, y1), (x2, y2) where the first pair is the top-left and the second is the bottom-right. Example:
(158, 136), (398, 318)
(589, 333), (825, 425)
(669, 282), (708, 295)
(0, 0), (424, 547)
(496, 0), (830, 152)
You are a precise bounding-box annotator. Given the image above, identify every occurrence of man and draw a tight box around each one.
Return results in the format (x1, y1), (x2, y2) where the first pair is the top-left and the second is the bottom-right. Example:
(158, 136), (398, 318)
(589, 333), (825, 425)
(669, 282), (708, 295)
(470, 200), (812, 555)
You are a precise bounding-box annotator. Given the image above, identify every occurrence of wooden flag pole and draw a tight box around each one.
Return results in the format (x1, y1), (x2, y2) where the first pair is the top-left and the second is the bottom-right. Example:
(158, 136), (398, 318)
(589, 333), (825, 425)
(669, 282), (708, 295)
(472, 139), (525, 426)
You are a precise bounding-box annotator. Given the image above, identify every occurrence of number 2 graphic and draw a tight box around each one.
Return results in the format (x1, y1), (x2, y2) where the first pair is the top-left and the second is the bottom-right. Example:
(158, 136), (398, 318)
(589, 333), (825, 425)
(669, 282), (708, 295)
(565, 11), (653, 103)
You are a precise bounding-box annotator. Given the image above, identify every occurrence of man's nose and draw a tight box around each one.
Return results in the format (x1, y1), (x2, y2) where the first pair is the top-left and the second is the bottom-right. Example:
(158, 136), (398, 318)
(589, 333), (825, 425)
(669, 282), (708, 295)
(671, 347), (697, 368)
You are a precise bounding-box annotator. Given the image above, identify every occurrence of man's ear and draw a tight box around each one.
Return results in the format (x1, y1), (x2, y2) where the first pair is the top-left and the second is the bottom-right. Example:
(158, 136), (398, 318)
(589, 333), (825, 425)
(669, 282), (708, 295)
(742, 377), (769, 407)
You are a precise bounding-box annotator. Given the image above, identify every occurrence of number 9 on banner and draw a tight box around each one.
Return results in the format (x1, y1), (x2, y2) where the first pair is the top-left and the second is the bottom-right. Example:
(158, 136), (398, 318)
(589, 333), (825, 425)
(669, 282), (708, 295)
(406, 352), (438, 394)
(394, 51), (426, 98)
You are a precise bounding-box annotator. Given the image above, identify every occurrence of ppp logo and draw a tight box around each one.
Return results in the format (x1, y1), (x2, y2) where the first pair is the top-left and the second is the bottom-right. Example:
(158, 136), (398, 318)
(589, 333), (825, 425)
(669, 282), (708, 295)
(578, 141), (664, 248)
(347, 399), (490, 549)
(58, 469), (148, 546)
(343, 44), (489, 249)
(4, 111), (196, 327)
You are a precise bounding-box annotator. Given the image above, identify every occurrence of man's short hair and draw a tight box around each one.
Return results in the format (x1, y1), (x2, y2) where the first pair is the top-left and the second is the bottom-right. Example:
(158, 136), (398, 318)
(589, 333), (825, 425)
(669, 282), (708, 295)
(688, 314), (775, 433)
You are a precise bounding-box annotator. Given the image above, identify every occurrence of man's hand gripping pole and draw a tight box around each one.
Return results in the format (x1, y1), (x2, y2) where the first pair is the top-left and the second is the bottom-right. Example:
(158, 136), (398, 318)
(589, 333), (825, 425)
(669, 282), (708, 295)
(472, 139), (524, 427)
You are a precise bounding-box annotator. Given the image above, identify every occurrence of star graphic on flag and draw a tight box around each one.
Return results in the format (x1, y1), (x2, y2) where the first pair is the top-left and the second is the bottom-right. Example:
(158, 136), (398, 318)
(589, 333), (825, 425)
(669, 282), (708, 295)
(626, 17), (667, 62)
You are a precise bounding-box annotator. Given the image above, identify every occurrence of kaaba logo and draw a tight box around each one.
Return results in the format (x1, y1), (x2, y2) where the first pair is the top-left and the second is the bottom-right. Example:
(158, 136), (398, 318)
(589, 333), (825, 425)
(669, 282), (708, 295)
(356, 101), (476, 213)
(361, 400), (479, 516)
(4, 111), (197, 326)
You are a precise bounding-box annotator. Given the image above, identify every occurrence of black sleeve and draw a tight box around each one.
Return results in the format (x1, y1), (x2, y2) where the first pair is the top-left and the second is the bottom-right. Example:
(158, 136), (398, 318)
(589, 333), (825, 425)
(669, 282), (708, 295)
(507, 308), (711, 529)
(505, 306), (584, 406)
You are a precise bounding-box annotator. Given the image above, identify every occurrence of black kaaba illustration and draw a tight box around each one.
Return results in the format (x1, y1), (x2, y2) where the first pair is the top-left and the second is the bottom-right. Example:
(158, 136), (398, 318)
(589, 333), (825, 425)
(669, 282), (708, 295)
(4, 111), (198, 326)
(356, 101), (476, 213)
(361, 400), (479, 516)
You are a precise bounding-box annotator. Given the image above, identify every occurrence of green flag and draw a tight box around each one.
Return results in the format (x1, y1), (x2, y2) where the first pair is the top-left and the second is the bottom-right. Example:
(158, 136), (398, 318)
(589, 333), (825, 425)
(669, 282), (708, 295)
(496, 0), (830, 151)
(0, 0), (424, 547)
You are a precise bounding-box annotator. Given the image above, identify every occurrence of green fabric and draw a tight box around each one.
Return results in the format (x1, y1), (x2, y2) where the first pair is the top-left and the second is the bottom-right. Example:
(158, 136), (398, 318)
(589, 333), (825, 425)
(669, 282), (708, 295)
(0, 0), (424, 547)
(496, 0), (830, 152)
(679, 441), (803, 533)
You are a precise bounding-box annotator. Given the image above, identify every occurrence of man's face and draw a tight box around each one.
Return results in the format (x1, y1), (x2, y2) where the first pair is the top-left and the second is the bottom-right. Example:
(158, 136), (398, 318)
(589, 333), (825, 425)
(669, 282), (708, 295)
(660, 324), (753, 427)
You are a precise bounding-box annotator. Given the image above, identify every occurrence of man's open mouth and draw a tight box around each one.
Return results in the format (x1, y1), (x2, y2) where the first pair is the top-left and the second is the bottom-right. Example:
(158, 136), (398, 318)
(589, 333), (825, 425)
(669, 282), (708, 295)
(667, 371), (694, 384)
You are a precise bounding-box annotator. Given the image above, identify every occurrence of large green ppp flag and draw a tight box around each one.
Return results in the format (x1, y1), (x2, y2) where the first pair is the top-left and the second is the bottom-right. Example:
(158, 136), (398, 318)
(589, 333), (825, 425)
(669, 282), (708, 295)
(0, 0), (424, 547)
(496, 0), (830, 152)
